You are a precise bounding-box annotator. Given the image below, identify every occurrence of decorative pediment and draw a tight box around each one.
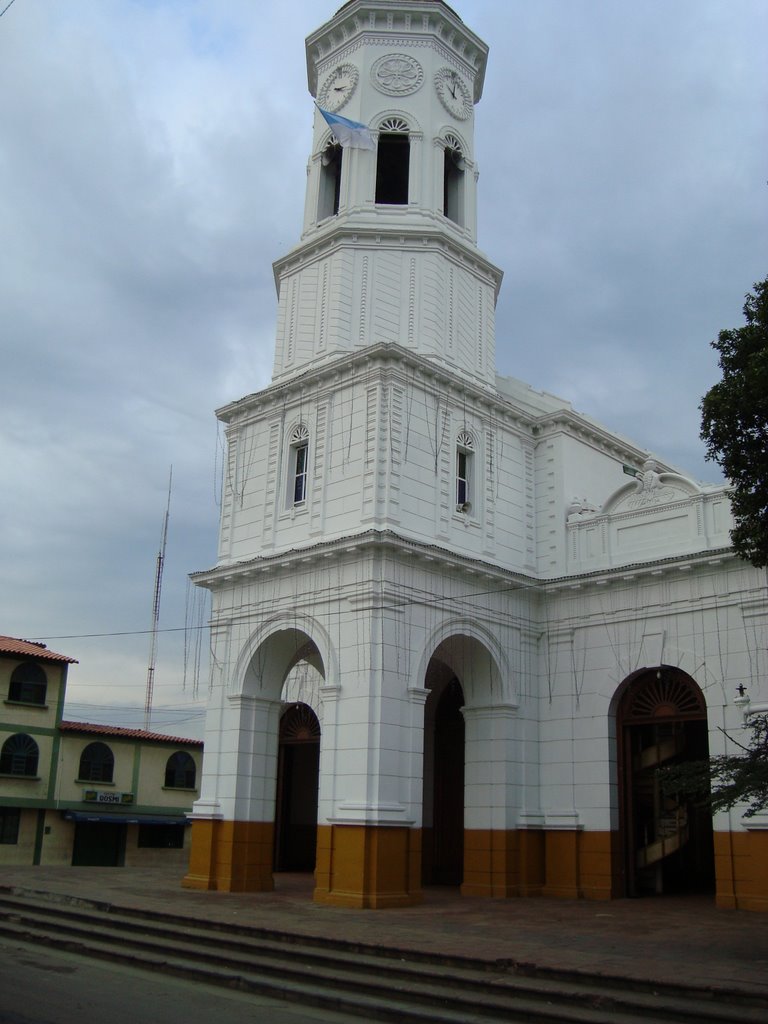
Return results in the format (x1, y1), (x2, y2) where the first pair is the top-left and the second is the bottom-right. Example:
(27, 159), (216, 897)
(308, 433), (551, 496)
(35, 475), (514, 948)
(602, 461), (701, 515)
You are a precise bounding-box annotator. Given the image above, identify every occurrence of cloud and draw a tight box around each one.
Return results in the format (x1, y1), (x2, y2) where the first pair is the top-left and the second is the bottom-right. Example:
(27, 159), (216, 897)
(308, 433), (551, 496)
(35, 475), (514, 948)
(1, 0), (765, 737)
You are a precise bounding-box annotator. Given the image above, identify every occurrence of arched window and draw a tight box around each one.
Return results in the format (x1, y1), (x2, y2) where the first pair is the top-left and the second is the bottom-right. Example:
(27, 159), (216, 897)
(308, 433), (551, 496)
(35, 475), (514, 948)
(288, 424), (309, 506)
(78, 742), (114, 783)
(165, 751), (197, 789)
(8, 663), (47, 705)
(443, 132), (466, 226)
(375, 117), (410, 205)
(318, 141), (342, 220)
(456, 430), (474, 511)
(0, 734), (39, 777)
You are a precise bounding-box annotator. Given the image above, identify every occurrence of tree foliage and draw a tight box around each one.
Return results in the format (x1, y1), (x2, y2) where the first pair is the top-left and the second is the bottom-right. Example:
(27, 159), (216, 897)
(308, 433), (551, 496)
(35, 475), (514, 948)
(700, 277), (768, 566)
(660, 714), (768, 818)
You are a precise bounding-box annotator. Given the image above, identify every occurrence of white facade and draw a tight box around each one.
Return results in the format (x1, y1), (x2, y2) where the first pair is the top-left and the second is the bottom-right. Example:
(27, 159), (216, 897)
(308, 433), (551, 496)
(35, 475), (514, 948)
(185, 0), (768, 910)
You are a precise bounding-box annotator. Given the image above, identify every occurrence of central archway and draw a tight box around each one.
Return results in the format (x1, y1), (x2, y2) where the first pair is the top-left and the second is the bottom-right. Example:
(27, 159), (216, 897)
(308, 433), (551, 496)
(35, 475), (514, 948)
(274, 702), (321, 872)
(423, 677), (465, 885)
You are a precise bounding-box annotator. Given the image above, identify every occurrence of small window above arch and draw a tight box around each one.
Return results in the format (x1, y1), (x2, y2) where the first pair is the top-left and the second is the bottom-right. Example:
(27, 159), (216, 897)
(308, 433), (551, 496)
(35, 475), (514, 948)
(456, 431), (475, 511)
(288, 424), (310, 507)
(376, 117), (411, 205)
(9, 662), (48, 705)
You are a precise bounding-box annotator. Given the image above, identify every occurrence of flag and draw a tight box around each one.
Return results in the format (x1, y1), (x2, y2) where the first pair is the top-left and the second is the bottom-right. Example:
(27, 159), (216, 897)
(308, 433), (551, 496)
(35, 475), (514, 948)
(317, 107), (375, 150)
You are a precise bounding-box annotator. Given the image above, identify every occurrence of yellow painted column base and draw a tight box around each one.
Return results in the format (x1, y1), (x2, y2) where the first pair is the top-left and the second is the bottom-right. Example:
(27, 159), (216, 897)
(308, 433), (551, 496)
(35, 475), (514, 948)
(182, 819), (275, 893)
(461, 828), (544, 897)
(543, 830), (616, 900)
(714, 831), (768, 912)
(314, 824), (422, 908)
(462, 829), (616, 900)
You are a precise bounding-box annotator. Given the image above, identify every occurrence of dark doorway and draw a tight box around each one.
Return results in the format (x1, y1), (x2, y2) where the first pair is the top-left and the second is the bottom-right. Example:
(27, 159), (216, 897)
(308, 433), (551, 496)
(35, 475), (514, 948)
(274, 703), (320, 872)
(428, 678), (465, 885)
(71, 821), (125, 866)
(618, 668), (715, 897)
(375, 132), (410, 204)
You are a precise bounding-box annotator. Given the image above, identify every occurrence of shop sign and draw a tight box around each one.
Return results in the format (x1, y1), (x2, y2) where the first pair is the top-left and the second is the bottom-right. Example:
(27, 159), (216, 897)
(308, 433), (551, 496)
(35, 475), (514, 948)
(83, 790), (134, 805)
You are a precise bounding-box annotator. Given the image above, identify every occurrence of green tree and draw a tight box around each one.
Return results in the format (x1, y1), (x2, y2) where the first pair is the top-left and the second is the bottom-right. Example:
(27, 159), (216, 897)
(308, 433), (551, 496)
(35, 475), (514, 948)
(661, 714), (768, 818)
(700, 277), (768, 566)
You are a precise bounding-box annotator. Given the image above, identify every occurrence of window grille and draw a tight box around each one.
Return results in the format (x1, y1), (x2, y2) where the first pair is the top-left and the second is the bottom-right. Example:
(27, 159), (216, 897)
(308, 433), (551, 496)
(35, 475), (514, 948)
(0, 734), (39, 777)
(8, 663), (47, 705)
(78, 742), (115, 783)
(165, 751), (197, 789)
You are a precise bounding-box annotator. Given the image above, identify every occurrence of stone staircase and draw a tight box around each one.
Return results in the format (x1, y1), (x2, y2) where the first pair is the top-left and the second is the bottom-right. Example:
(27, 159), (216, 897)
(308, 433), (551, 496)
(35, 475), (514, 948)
(0, 887), (765, 1024)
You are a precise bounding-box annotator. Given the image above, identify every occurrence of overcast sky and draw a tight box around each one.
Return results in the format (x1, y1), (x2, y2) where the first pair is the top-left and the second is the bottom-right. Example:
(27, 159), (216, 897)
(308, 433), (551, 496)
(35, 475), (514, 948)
(1, 0), (766, 740)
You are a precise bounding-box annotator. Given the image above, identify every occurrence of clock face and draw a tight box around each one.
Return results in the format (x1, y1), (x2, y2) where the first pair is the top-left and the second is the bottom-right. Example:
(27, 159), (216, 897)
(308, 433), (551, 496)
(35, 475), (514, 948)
(435, 68), (472, 120)
(318, 64), (359, 112)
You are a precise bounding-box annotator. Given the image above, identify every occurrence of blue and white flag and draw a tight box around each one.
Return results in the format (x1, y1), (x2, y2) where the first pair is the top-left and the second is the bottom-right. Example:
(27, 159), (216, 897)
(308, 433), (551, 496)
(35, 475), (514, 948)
(317, 107), (375, 150)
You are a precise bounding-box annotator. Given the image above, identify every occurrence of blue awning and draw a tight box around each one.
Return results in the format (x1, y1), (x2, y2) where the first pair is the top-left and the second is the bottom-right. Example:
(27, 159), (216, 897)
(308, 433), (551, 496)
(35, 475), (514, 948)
(62, 811), (189, 825)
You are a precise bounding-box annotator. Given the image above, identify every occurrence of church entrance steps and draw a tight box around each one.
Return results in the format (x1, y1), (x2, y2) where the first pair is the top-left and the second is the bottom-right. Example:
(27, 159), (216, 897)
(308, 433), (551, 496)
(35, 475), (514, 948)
(0, 889), (765, 1024)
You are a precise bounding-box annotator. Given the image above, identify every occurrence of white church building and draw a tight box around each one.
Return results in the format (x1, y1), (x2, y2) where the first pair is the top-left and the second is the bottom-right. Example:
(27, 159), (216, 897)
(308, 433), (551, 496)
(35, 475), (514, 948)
(183, 0), (768, 911)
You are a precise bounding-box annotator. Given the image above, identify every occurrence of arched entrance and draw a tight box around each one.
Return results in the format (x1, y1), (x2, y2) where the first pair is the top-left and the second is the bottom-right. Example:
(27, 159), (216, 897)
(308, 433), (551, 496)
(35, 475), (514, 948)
(426, 678), (465, 885)
(274, 702), (320, 872)
(617, 667), (714, 896)
(422, 649), (467, 887)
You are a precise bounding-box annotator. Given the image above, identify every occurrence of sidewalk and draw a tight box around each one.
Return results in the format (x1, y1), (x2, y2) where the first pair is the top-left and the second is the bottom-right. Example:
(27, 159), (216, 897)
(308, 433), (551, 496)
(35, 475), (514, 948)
(2, 866), (767, 996)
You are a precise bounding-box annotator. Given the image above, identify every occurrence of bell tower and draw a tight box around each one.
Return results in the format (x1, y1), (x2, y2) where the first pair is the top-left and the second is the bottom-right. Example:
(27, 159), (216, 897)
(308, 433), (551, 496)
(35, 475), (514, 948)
(272, 0), (502, 387)
(184, 1), (522, 909)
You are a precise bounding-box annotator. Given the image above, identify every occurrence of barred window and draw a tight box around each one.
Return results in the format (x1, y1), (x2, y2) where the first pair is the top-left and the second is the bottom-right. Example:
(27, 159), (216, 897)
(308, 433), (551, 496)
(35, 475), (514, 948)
(0, 807), (20, 844)
(8, 663), (47, 705)
(0, 734), (39, 777)
(165, 751), (196, 789)
(78, 742), (114, 783)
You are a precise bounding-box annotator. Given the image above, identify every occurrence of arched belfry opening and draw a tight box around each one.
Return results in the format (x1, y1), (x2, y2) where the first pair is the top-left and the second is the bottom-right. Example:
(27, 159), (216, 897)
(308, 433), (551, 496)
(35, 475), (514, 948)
(375, 117), (410, 205)
(442, 132), (466, 226)
(318, 140), (342, 220)
(274, 702), (321, 872)
(616, 667), (715, 897)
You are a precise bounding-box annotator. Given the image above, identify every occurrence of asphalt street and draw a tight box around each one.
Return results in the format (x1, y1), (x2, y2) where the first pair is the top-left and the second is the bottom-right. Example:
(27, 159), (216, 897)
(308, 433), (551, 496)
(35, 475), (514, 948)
(0, 936), (362, 1024)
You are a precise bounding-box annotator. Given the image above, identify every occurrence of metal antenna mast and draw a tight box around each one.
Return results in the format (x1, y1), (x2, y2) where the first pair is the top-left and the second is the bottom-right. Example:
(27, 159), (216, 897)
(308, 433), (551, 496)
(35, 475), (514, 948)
(144, 467), (172, 731)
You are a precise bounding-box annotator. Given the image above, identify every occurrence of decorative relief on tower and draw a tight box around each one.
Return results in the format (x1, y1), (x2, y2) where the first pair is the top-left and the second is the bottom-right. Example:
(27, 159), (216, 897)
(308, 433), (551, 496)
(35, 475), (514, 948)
(317, 263), (329, 352)
(377, 114), (411, 134)
(371, 53), (424, 96)
(310, 403), (327, 534)
(362, 385), (379, 520)
(261, 420), (281, 547)
(408, 257), (416, 348)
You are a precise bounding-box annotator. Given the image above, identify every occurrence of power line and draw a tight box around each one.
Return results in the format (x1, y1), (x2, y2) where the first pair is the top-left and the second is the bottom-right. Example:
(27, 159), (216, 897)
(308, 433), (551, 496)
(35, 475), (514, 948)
(0, 0), (19, 19)
(25, 558), (730, 646)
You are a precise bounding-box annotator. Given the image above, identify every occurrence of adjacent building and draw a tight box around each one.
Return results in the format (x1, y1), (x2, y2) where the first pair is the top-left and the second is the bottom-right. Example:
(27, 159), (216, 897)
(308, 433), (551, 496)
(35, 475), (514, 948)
(173, 0), (766, 911)
(1, 635), (203, 867)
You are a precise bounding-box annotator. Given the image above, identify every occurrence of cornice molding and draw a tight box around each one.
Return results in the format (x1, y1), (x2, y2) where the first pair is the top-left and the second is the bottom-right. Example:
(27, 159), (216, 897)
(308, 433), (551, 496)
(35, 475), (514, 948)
(190, 525), (738, 596)
(305, 2), (488, 100)
(275, 222), (502, 297)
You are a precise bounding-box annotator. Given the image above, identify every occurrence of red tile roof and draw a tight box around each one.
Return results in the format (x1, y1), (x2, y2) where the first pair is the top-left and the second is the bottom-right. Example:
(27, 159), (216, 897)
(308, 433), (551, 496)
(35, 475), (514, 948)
(0, 635), (78, 664)
(59, 720), (203, 747)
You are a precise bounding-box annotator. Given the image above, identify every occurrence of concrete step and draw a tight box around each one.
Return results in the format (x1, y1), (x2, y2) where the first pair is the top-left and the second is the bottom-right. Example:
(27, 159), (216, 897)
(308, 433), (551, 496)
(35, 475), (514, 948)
(0, 890), (765, 1024)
